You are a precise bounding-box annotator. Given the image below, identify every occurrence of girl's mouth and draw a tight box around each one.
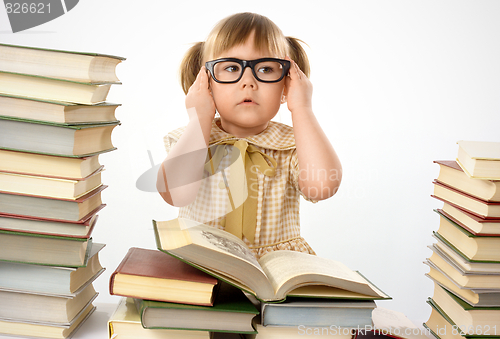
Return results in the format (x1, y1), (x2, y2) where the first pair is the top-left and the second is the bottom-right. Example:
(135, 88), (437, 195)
(239, 98), (257, 105)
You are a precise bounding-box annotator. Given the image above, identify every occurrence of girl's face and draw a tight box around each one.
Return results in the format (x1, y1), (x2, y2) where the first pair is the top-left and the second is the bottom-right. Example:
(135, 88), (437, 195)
(208, 31), (285, 138)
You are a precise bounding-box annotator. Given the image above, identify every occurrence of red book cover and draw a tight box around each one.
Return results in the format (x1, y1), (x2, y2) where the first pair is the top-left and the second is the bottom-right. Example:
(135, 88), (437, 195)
(436, 209), (500, 237)
(432, 181), (500, 219)
(0, 205), (103, 224)
(109, 247), (219, 306)
(434, 160), (463, 171)
(0, 184), (107, 202)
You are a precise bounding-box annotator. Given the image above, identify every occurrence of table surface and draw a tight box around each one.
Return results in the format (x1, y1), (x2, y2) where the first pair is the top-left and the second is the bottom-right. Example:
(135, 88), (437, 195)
(0, 302), (118, 339)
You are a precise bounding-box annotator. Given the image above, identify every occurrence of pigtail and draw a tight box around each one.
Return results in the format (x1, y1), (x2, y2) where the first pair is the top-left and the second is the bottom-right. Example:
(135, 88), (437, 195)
(179, 42), (204, 95)
(286, 37), (311, 78)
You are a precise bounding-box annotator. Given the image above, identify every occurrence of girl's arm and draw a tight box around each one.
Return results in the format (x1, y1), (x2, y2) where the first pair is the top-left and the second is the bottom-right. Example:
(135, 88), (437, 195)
(157, 67), (216, 206)
(285, 58), (342, 201)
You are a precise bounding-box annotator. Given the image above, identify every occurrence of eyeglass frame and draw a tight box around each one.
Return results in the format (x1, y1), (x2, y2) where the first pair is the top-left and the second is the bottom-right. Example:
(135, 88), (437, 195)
(205, 58), (291, 84)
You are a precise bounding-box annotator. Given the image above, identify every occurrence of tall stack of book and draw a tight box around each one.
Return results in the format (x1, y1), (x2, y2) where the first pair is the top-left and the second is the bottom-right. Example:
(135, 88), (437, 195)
(0, 43), (124, 339)
(109, 218), (391, 338)
(424, 140), (500, 339)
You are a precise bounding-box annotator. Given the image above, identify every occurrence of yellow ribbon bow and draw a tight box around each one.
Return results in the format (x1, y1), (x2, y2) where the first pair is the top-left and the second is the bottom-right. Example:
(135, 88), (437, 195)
(205, 139), (277, 243)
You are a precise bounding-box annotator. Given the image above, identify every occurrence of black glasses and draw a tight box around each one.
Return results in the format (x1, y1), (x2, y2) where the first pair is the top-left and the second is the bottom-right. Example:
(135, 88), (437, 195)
(205, 58), (290, 84)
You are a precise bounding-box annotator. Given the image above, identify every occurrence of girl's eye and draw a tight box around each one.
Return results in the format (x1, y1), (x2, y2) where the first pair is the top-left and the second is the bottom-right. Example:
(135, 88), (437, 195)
(257, 66), (274, 74)
(224, 65), (240, 73)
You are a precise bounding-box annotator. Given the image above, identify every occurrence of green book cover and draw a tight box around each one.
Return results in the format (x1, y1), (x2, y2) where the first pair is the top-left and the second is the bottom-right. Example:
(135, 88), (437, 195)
(426, 298), (500, 338)
(433, 231), (500, 264)
(0, 93), (121, 107)
(135, 281), (258, 333)
(0, 146), (117, 158)
(435, 209), (485, 238)
(0, 117), (119, 158)
(0, 237), (93, 268)
(0, 43), (126, 61)
(0, 228), (88, 242)
(441, 286), (500, 311)
(422, 323), (439, 339)
(0, 115), (121, 128)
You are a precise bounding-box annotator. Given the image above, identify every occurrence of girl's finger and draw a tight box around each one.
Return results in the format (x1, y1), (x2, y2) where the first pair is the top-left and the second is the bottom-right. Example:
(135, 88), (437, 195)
(286, 57), (298, 80)
(199, 66), (209, 90)
(187, 71), (201, 93)
(293, 61), (302, 80)
(195, 67), (205, 89)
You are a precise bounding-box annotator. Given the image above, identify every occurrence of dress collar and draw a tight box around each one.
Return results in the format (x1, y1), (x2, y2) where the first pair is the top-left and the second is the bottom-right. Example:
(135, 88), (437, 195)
(209, 118), (295, 150)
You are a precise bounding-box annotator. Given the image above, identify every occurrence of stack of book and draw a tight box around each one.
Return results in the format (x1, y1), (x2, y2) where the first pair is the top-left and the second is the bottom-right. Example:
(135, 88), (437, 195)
(0, 43), (124, 339)
(424, 140), (500, 339)
(109, 218), (391, 338)
(109, 247), (257, 339)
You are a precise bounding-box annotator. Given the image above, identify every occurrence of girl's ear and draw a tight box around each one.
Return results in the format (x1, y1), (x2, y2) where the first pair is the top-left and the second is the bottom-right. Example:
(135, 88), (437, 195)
(206, 68), (212, 90)
(282, 79), (289, 104)
(280, 93), (287, 104)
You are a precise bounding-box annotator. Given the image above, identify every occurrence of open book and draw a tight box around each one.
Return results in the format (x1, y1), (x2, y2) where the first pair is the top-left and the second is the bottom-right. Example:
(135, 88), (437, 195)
(153, 218), (390, 303)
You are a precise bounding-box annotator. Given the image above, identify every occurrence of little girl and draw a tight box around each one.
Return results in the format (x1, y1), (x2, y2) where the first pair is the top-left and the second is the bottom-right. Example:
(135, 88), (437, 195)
(157, 12), (342, 259)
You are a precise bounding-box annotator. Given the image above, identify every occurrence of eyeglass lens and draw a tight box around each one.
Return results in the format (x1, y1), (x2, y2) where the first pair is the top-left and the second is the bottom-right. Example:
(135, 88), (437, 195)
(213, 60), (285, 82)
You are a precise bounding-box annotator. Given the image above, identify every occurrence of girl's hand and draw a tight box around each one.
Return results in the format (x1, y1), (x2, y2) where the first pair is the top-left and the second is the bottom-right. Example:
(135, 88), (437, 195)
(185, 66), (216, 122)
(284, 57), (313, 114)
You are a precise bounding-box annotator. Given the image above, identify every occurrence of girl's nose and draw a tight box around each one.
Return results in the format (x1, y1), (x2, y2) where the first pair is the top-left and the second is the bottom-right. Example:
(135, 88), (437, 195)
(239, 67), (257, 88)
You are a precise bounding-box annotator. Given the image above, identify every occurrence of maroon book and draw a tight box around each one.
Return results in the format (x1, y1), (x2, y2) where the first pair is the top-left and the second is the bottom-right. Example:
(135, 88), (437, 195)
(110, 247), (219, 306)
(432, 181), (500, 219)
(0, 214), (98, 239)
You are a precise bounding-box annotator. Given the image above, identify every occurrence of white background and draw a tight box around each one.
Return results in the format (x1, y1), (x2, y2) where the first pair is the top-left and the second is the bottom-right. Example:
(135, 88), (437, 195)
(1, 0), (500, 327)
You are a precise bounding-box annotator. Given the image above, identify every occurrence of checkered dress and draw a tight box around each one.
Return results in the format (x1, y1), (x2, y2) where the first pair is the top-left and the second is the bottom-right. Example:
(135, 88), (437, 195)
(164, 118), (316, 259)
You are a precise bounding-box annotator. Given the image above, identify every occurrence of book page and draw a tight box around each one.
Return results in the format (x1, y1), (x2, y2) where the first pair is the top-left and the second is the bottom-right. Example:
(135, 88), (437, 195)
(458, 140), (500, 160)
(372, 307), (417, 330)
(157, 218), (260, 269)
(287, 285), (382, 299)
(183, 225), (277, 298)
(259, 250), (371, 299)
(186, 224), (261, 269)
(370, 308), (432, 339)
(158, 219), (275, 298)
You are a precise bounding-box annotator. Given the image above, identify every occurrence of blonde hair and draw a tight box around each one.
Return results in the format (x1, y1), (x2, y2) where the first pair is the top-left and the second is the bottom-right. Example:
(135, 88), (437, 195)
(180, 12), (311, 94)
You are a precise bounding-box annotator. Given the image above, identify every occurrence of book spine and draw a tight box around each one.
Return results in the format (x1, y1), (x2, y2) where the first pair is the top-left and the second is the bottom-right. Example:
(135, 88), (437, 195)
(109, 247), (136, 295)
